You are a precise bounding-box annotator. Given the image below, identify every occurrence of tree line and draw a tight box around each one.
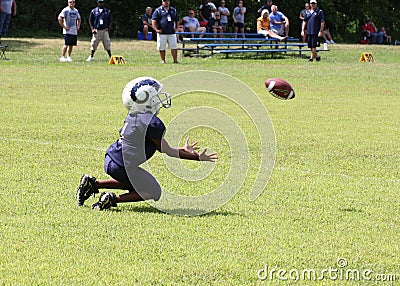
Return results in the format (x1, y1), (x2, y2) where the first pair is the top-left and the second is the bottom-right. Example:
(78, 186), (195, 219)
(9, 0), (400, 43)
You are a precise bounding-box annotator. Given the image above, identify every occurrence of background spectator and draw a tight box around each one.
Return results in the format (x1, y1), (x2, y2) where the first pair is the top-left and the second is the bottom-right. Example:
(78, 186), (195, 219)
(362, 19), (383, 44)
(299, 3), (310, 42)
(58, 0), (81, 62)
(0, 0), (16, 45)
(207, 11), (223, 41)
(182, 10), (206, 38)
(199, 0), (216, 27)
(152, 0), (179, 64)
(380, 26), (391, 44)
(233, 0), (246, 38)
(218, 1), (230, 35)
(257, 0), (272, 15)
(269, 5), (290, 38)
(139, 7), (154, 41)
(322, 26), (335, 44)
(175, 19), (185, 43)
(257, 9), (286, 40)
(86, 0), (112, 62)
(302, 0), (324, 61)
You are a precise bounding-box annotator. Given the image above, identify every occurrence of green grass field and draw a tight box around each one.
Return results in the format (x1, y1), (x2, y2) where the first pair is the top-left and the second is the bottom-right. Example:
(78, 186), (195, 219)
(1, 37), (399, 285)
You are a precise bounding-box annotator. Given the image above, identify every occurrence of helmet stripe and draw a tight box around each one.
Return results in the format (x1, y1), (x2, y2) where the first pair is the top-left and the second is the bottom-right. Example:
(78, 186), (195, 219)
(130, 79), (159, 101)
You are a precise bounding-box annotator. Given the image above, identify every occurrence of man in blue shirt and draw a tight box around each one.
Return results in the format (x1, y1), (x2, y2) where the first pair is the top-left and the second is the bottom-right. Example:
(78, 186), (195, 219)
(139, 7), (154, 40)
(269, 5), (289, 38)
(152, 0), (180, 64)
(86, 0), (112, 61)
(182, 10), (206, 38)
(0, 0), (16, 45)
(301, 0), (324, 62)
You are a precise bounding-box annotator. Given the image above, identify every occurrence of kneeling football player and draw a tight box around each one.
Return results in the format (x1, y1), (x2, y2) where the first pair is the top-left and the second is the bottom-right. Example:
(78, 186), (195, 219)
(76, 76), (218, 210)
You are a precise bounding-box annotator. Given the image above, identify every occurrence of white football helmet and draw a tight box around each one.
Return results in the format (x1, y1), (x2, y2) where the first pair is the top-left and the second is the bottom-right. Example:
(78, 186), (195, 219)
(122, 76), (171, 114)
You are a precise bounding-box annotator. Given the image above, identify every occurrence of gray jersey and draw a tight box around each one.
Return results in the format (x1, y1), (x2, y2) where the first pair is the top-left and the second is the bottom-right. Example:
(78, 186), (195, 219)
(59, 7), (81, 35)
(0, 0), (13, 14)
(233, 6), (246, 24)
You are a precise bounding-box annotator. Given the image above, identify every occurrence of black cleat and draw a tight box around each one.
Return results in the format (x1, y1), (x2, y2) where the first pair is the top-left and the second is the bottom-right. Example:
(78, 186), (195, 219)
(316, 56), (321, 62)
(92, 192), (117, 210)
(76, 174), (99, 206)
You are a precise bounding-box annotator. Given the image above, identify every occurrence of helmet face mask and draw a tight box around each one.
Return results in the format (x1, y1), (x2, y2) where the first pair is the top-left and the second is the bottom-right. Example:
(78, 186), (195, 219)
(122, 77), (171, 114)
(149, 92), (171, 111)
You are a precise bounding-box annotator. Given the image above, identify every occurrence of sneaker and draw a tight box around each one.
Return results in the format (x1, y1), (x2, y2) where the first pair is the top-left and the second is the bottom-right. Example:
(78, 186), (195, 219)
(92, 192), (117, 210)
(86, 56), (94, 62)
(316, 56), (321, 62)
(308, 58), (313, 62)
(76, 174), (99, 206)
(60, 56), (66, 62)
(325, 40), (330, 44)
(66, 57), (72, 62)
(330, 40), (336, 44)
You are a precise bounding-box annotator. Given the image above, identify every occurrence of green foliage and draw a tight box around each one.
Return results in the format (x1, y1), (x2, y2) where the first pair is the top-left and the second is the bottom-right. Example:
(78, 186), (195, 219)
(0, 38), (399, 284)
(8, 0), (400, 42)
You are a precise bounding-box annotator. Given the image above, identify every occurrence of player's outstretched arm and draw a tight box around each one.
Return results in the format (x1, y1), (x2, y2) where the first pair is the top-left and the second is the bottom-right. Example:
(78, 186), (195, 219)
(156, 138), (217, 162)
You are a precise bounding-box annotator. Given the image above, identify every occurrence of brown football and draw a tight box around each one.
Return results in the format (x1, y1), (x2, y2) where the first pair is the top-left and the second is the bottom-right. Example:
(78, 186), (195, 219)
(265, 78), (295, 100)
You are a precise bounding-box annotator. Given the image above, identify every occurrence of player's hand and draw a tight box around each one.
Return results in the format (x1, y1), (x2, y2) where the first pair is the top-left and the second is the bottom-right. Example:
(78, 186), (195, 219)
(183, 137), (200, 153)
(199, 148), (218, 162)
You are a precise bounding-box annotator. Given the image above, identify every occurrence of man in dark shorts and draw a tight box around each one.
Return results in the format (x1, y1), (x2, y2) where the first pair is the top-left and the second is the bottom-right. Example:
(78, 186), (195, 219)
(58, 0), (81, 62)
(301, 0), (325, 62)
(233, 0), (246, 38)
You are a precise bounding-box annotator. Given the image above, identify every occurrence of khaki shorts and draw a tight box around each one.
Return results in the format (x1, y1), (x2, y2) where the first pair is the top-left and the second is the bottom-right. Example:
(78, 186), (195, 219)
(157, 34), (178, 50)
(90, 29), (111, 51)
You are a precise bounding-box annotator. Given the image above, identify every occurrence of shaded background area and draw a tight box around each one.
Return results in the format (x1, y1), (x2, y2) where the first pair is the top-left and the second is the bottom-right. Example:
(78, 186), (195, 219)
(7, 0), (400, 43)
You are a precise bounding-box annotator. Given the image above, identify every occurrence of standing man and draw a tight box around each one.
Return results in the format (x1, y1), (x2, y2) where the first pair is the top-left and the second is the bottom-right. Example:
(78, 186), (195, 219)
(58, 0), (81, 62)
(233, 0), (246, 38)
(0, 0), (16, 45)
(199, 0), (217, 27)
(257, 0), (272, 15)
(86, 0), (112, 61)
(152, 0), (179, 64)
(139, 7), (154, 41)
(302, 0), (324, 62)
(299, 3), (310, 42)
(218, 1), (230, 35)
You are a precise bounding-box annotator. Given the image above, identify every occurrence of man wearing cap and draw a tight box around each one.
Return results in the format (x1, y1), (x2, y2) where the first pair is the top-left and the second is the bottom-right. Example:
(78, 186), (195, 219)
(152, 0), (179, 64)
(302, 0), (324, 61)
(86, 0), (112, 62)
